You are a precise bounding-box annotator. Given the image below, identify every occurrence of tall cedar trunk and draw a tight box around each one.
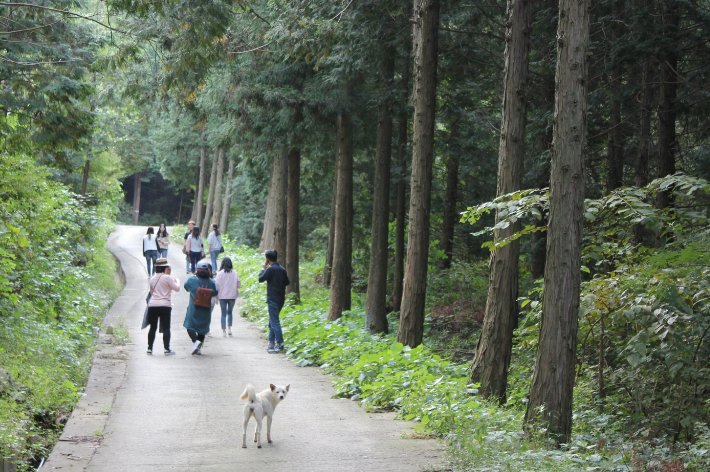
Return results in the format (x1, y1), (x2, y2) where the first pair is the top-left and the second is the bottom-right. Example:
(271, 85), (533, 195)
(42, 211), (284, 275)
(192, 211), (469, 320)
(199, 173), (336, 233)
(220, 156), (235, 234)
(634, 59), (653, 245)
(202, 150), (219, 230)
(391, 118), (408, 312)
(391, 24), (411, 313)
(470, 0), (530, 405)
(606, 0), (624, 193)
(212, 149), (225, 226)
(437, 120), (459, 270)
(132, 172), (142, 225)
(328, 94), (354, 321)
(396, 0), (440, 347)
(656, 0), (679, 216)
(324, 167), (338, 287)
(194, 145), (207, 225)
(259, 146), (289, 260)
(286, 148), (301, 301)
(523, 0), (588, 445)
(81, 159), (90, 196)
(366, 41), (395, 334)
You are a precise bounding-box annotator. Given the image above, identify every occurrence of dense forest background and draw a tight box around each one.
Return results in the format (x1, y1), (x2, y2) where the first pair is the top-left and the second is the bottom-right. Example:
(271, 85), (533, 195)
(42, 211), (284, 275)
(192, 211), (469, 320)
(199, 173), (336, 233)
(2, 0), (710, 470)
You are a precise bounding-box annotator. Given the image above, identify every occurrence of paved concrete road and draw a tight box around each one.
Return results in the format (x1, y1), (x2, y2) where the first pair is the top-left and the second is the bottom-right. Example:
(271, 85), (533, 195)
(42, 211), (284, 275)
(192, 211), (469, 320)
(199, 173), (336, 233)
(43, 225), (444, 472)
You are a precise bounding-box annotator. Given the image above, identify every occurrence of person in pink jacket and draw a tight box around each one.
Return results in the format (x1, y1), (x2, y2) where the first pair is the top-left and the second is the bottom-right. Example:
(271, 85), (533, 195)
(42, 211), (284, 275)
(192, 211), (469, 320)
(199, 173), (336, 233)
(215, 257), (241, 337)
(146, 258), (180, 355)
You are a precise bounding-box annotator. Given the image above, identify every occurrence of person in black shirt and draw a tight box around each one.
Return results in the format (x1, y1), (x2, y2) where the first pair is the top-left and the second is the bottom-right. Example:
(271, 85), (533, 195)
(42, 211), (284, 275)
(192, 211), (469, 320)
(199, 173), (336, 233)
(258, 250), (290, 353)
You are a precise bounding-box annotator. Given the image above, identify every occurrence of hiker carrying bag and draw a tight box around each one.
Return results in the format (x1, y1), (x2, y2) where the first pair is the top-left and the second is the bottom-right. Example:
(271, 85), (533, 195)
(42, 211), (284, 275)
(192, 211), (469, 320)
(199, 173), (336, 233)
(193, 278), (213, 308)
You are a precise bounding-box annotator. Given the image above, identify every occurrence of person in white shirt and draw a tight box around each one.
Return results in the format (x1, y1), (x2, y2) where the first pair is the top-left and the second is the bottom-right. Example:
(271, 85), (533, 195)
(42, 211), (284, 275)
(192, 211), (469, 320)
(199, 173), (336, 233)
(146, 258), (180, 355)
(185, 226), (205, 274)
(207, 223), (223, 274)
(142, 227), (160, 276)
(215, 257), (241, 337)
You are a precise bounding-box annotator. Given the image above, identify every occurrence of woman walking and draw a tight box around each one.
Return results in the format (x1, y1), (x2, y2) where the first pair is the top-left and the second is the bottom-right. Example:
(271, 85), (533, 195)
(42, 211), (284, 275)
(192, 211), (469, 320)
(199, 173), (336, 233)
(157, 223), (170, 258)
(146, 258), (180, 355)
(142, 227), (160, 276)
(215, 257), (241, 337)
(183, 260), (218, 355)
(185, 226), (205, 274)
(207, 223), (223, 273)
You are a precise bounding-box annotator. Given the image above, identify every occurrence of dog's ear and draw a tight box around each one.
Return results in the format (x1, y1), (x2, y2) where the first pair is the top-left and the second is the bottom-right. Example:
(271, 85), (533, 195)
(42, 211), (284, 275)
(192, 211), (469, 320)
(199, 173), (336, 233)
(286, 384), (290, 391)
(270, 384), (276, 391)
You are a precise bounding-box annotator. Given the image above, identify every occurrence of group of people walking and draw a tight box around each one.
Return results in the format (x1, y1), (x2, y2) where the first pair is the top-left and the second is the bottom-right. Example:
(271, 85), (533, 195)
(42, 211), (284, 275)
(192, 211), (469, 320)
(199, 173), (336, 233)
(140, 223), (290, 356)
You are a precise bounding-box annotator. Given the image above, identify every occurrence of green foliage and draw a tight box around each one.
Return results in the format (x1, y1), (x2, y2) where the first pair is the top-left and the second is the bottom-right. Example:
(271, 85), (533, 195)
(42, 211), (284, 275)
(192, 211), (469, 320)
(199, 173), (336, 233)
(0, 154), (121, 468)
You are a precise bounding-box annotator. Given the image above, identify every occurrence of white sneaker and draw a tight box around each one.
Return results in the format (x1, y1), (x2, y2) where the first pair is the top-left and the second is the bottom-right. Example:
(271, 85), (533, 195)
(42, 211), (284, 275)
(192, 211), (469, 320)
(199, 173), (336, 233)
(227, 329), (233, 336)
(196, 349), (203, 355)
(221, 332), (227, 338)
(191, 341), (202, 355)
(164, 349), (176, 356)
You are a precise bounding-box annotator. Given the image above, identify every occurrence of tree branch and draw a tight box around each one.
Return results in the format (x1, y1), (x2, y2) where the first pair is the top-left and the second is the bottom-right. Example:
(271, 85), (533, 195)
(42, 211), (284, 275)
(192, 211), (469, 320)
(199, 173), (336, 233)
(0, 2), (127, 34)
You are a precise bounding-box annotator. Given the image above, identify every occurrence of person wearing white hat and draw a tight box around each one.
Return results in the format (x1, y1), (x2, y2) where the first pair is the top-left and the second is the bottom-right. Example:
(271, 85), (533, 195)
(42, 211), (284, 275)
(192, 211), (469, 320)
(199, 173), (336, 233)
(146, 258), (180, 355)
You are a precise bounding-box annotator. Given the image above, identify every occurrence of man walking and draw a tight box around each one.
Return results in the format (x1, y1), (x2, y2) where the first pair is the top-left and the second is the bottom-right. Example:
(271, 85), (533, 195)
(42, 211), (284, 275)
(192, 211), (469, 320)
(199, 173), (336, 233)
(258, 250), (290, 353)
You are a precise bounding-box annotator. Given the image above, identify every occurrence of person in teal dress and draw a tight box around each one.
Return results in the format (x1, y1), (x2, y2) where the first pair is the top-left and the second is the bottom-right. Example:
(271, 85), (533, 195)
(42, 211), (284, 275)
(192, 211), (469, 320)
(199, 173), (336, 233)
(183, 260), (218, 355)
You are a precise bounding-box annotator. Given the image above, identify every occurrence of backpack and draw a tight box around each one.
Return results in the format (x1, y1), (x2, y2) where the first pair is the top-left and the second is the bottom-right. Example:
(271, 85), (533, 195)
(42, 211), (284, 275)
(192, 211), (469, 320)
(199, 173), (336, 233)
(193, 278), (213, 308)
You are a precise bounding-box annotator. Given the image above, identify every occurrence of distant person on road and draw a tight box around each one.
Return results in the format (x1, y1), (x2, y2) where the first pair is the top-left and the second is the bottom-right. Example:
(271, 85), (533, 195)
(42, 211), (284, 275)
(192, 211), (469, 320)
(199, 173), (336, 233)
(142, 226), (160, 276)
(157, 223), (170, 258)
(183, 220), (195, 274)
(146, 258), (180, 355)
(185, 226), (205, 274)
(258, 250), (289, 353)
(183, 260), (218, 355)
(207, 223), (223, 272)
(215, 257), (240, 337)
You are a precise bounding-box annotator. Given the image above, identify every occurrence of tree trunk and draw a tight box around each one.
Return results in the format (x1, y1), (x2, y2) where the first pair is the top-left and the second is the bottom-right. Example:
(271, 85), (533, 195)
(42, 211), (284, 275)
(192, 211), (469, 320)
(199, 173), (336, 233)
(634, 58), (653, 245)
(132, 171), (142, 225)
(392, 118), (408, 313)
(470, 0), (530, 405)
(438, 121), (459, 270)
(286, 148), (301, 301)
(220, 156), (235, 234)
(259, 146), (289, 261)
(212, 148), (225, 226)
(656, 0), (679, 214)
(524, 0), (588, 445)
(202, 150), (219, 230)
(324, 167), (338, 287)
(396, 0), (440, 347)
(81, 159), (90, 196)
(391, 43), (411, 313)
(366, 42), (395, 334)
(606, 0), (624, 193)
(189, 155), (199, 223)
(194, 145), (207, 225)
(328, 90), (354, 321)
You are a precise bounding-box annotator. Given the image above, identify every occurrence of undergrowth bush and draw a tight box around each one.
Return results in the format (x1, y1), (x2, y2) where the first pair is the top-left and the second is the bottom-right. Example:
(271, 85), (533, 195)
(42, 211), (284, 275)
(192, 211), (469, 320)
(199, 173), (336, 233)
(227, 238), (710, 472)
(0, 155), (121, 470)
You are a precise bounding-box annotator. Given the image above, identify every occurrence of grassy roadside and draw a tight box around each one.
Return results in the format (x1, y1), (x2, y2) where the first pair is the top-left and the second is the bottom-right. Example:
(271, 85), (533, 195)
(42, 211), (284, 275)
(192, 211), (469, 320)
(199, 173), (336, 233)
(0, 246), (123, 470)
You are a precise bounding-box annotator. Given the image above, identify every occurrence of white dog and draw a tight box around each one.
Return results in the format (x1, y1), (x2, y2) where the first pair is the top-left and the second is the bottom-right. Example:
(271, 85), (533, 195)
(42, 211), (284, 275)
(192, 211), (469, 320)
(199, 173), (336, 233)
(240, 383), (290, 448)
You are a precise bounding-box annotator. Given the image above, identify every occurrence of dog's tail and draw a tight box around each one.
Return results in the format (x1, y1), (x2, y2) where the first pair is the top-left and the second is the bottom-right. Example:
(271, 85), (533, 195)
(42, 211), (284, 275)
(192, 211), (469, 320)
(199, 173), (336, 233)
(240, 383), (257, 403)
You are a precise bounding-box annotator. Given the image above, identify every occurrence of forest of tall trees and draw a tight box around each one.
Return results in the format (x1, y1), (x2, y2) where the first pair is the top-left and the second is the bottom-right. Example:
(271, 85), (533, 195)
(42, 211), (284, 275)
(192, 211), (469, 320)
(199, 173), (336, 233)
(3, 0), (710, 469)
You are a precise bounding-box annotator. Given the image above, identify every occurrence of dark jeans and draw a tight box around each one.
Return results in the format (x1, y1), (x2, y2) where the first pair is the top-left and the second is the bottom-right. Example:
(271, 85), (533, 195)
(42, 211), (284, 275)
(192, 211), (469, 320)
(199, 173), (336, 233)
(187, 328), (205, 343)
(145, 250), (158, 275)
(220, 299), (236, 329)
(189, 251), (202, 273)
(267, 300), (284, 346)
(147, 306), (171, 350)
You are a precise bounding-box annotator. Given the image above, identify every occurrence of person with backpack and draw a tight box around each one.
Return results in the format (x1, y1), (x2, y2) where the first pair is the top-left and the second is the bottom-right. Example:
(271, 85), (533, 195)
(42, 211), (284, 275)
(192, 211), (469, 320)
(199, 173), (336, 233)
(183, 260), (218, 355)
